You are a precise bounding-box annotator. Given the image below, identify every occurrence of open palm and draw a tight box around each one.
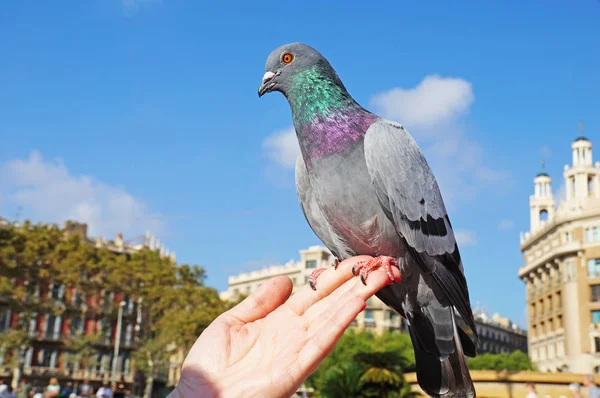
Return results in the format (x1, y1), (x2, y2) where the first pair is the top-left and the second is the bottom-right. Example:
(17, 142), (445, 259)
(171, 255), (401, 398)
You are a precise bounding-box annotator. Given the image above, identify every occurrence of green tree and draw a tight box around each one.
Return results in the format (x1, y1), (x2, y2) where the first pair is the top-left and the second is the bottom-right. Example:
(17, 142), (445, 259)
(309, 329), (416, 397)
(64, 334), (101, 378)
(0, 221), (229, 392)
(355, 351), (407, 398)
(318, 363), (366, 398)
(467, 350), (535, 371)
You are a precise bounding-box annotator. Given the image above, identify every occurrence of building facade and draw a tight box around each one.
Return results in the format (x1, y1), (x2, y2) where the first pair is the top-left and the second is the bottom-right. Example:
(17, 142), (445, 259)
(0, 220), (174, 391)
(473, 310), (528, 354)
(519, 136), (600, 373)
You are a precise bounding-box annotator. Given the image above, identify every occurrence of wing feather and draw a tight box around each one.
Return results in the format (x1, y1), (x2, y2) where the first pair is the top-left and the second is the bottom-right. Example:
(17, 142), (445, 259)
(364, 118), (477, 340)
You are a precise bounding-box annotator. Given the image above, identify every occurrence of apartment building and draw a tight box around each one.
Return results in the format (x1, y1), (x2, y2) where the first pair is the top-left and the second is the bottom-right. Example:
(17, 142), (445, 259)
(473, 310), (528, 354)
(0, 220), (174, 390)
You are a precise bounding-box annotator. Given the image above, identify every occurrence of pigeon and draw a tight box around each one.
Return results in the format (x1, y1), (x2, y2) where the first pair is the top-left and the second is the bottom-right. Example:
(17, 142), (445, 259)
(258, 43), (478, 398)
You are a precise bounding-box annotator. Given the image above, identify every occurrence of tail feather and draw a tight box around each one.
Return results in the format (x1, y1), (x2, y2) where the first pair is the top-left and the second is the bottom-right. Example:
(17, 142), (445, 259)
(408, 310), (476, 398)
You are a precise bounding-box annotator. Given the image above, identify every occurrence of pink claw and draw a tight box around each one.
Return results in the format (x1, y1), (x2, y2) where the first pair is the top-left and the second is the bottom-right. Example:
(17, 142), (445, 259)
(332, 257), (340, 269)
(308, 268), (327, 290)
(352, 256), (401, 286)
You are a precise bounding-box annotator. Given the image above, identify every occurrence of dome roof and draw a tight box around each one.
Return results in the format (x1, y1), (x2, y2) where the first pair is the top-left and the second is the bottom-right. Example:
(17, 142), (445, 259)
(573, 136), (590, 143)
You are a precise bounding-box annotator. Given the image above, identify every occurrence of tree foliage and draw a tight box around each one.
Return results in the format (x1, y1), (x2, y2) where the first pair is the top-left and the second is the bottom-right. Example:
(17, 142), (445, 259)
(0, 221), (227, 373)
(467, 350), (535, 371)
(309, 329), (418, 398)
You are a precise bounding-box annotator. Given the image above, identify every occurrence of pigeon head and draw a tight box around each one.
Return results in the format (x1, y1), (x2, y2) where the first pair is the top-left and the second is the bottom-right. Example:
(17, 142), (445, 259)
(257, 42), (344, 98)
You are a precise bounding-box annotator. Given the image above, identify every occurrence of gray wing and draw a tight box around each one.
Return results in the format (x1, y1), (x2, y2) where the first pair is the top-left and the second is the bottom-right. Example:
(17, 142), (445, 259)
(364, 118), (477, 338)
(295, 155), (342, 259)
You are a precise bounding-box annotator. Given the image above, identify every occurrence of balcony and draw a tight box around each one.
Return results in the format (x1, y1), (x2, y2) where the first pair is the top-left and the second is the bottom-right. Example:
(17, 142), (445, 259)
(22, 367), (134, 383)
(519, 240), (582, 278)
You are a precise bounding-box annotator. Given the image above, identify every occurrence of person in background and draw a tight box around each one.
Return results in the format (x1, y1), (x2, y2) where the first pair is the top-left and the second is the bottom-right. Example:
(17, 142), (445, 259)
(583, 375), (600, 398)
(31, 388), (43, 398)
(525, 383), (538, 398)
(45, 378), (60, 398)
(568, 383), (582, 398)
(5, 386), (16, 398)
(0, 379), (8, 398)
(77, 380), (92, 398)
(95, 383), (111, 398)
(15, 379), (30, 398)
(58, 383), (73, 398)
(112, 377), (128, 398)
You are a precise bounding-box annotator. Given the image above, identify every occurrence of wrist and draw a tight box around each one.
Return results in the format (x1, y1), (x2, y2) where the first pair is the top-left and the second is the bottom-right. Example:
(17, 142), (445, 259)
(171, 374), (264, 398)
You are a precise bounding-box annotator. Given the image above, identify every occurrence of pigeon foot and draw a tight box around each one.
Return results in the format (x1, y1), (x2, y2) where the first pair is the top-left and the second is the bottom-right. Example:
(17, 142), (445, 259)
(351, 256), (401, 286)
(332, 257), (340, 270)
(308, 268), (327, 290)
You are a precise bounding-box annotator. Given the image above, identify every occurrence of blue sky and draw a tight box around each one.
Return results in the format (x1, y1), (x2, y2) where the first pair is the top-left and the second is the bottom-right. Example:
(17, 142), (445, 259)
(1, 0), (598, 327)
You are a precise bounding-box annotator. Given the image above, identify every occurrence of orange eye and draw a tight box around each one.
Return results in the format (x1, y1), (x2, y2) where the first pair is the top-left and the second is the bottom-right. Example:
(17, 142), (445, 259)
(282, 52), (294, 64)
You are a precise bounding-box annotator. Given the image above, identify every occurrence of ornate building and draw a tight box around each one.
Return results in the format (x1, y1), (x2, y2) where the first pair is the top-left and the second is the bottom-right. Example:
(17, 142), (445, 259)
(519, 135), (600, 373)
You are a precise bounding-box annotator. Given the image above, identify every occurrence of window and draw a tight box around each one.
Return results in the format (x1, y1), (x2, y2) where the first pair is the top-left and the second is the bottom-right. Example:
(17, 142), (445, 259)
(564, 231), (573, 242)
(71, 318), (82, 336)
(305, 260), (317, 269)
(364, 309), (374, 321)
(0, 309), (10, 333)
(592, 285), (600, 302)
(46, 315), (56, 339)
(592, 310), (600, 324)
(540, 210), (549, 222)
(595, 337), (600, 353)
(587, 228), (600, 242)
(389, 312), (397, 321)
(50, 284), (61, 300)
(589, 259), (600, 278)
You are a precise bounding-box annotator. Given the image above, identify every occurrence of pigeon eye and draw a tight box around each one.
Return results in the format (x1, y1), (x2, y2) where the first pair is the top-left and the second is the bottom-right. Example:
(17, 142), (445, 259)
(282, 52), (294, 64)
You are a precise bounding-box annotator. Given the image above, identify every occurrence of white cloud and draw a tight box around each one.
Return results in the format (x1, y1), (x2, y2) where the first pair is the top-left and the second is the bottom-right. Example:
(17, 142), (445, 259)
(370, 75), (474, 129)
(370, 74), (511, 208)
(262, 127), (300, 169)
(455, 230), (477, 247)
(0, 150), (162, 239)
(498, 219), (515, 231)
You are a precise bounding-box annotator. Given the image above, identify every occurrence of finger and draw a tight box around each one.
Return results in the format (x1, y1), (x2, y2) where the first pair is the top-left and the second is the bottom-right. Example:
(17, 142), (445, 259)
(305, 264), (401, 334)
(296, 296), (366, 378)
(224, 275), (293, 324)
(286, 255), (372, 316)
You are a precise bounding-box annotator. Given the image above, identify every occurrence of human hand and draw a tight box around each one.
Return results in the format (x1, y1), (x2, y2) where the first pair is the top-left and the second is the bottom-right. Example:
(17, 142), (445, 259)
(170, 255), (401, 398)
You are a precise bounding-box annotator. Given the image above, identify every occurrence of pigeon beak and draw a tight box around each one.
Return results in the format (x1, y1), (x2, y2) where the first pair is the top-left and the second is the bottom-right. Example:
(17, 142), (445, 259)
(258, 71), (276, 97)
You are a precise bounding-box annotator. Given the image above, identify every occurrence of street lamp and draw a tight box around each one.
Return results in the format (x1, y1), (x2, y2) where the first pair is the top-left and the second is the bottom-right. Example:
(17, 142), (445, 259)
(112, 301), (126, 384)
